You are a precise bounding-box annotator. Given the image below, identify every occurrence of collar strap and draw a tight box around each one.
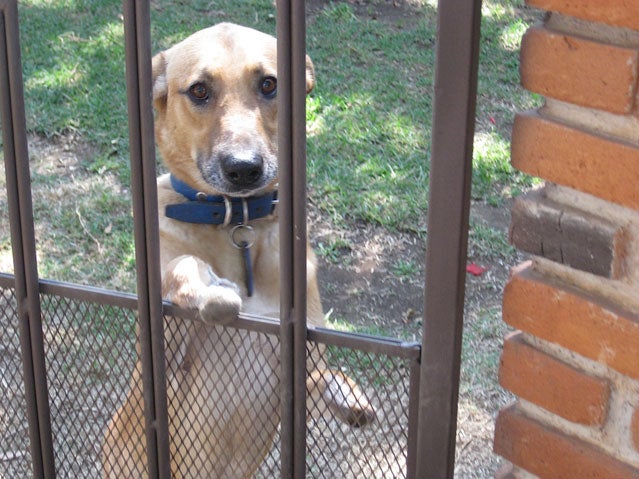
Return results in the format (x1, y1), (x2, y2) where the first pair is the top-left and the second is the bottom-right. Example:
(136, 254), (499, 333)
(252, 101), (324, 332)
(165, 175), (278, 226)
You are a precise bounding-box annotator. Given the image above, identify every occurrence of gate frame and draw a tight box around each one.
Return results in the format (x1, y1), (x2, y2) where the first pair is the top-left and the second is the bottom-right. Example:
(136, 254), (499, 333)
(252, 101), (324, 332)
(0, 0), (482, 477)
(417, 0), (483, 476)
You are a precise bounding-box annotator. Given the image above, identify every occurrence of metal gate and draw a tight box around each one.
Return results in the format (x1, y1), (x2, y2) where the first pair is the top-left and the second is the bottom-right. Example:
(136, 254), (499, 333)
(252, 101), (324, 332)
(0, 0), (481, 477)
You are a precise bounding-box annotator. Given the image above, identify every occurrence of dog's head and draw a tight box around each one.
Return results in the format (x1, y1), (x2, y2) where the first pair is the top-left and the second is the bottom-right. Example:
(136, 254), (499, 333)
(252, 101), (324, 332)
(152, 23), (315, 197)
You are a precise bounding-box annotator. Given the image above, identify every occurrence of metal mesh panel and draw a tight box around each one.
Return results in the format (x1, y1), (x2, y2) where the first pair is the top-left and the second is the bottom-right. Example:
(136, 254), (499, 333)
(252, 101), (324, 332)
(0, 284), (33, 478)
(161, 314), (414, 478)
(306, 341), (412, 478)
(163, 316), (282, 478)
(39, 293), (144, 478)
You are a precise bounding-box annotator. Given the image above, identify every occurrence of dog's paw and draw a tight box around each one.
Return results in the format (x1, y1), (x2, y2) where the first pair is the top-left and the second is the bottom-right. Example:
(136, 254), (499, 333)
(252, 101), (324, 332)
(197, 275), (242, 325)
(206, 267), (240, 294)
(308, 370), (376, 428)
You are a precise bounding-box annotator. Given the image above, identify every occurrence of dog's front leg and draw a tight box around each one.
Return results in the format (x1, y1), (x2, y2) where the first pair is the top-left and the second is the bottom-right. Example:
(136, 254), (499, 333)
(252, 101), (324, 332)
(162, 255), (241, 325)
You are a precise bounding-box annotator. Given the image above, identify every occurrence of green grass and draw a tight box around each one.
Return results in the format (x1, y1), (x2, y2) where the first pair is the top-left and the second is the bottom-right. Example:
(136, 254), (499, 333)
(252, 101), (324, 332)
(315, 237), (352, 264)
(2, 0), (539, 289)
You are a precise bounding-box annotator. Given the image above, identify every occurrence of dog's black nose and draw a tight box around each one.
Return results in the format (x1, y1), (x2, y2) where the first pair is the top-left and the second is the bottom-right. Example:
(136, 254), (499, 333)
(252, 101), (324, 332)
(221, 153), (264, 189)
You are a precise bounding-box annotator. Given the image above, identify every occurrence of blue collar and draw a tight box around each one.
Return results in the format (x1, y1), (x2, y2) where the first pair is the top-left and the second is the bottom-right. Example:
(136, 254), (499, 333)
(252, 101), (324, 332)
(165, 175), (278, 226)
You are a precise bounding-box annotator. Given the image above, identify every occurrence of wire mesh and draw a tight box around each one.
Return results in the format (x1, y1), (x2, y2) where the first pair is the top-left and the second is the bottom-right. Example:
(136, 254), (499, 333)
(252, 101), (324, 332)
(39, 292), (145, 478)
(158, 313), (415, 478)
(163, 315), (282, 478)
(0, 284), (34, 478)
(306, 341), (413, 478)
(2, 281), (416, 479)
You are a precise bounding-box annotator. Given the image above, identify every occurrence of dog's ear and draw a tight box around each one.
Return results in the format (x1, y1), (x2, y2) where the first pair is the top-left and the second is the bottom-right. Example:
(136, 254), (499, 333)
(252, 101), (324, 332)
(152, 51), (168, 111)
(305, 55), (315, 94)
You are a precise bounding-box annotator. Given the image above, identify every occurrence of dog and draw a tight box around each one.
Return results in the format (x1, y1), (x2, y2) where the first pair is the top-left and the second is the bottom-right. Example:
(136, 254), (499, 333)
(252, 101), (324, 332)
(101, 23), (375, 478)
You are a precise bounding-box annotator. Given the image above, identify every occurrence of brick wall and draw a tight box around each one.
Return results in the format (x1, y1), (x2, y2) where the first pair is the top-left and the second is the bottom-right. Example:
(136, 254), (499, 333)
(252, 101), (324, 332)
(493, 2), (639, 478)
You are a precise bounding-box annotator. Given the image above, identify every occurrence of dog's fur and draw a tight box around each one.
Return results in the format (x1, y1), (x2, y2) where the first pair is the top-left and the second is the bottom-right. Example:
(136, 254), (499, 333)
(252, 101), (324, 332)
(102, 23), (374, 478)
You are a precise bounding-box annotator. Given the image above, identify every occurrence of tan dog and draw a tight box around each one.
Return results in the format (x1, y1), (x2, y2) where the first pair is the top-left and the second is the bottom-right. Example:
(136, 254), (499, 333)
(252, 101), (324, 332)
(102, 23), (375, 478)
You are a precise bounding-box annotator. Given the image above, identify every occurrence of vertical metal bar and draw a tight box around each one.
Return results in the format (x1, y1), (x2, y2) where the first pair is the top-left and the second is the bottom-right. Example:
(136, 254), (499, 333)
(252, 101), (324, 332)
(122, 1), (171, 477)
(276, 1), (294, 477)
(0, 2), (56, 477)
(291, 2), (308, 478)
(278, 0), (309, 477)
(416, 0), (482, 477)
(405, 356), (421, 479)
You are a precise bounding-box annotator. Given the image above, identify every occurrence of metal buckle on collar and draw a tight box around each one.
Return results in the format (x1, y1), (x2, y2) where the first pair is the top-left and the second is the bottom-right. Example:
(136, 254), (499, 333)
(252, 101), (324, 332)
(222, 196), (233, 227)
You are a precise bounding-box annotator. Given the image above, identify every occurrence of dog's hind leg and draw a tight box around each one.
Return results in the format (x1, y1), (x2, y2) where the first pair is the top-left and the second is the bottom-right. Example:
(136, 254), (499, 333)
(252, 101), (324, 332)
(307, 369), (376, 427)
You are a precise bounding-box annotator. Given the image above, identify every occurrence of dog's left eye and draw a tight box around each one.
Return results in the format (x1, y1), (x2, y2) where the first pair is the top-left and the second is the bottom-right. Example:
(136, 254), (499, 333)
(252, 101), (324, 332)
(188, 82), (210, 104)
(260, 76), (277, 98)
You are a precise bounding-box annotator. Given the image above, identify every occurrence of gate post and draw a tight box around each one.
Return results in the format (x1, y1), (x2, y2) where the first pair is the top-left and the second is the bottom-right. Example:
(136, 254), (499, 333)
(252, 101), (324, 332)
(416, 0), (482, 476)
(277, 0), (309, 477)
(122, 1), (171, 477)
(0, 1), (56, 477)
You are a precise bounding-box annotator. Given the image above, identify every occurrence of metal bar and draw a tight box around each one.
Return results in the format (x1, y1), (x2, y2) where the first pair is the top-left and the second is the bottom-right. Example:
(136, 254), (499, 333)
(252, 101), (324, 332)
(0, 273), (15, 288)
(133, 1), (172, 473)
(290, 2), (308, 478)
(405, 356), (421, 479)
(416, 0), (482, 477)
(39, 279), (139, 309)
(38, 276), (424, 359)
(277, 1), (309, 476)
(0, 2), (56, 477)
(0, 9), (42, 479)
(122, 1), (171, 477)
(308, 327), (421, 359)
(276, 1), (295, 477)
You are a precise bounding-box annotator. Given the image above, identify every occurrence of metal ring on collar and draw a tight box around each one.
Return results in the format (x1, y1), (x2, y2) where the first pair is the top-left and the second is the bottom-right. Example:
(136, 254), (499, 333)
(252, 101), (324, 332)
(230, 224), (256, 249)
(222, 196), (232, 227)
(242, 198), (249, 225)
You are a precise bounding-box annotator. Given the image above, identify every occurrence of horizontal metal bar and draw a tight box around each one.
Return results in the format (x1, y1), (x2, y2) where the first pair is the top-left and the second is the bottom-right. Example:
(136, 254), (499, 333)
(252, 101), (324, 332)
(39, 278), (139, 309)
(3, 274), (421, 364)
(309, 327), (421, 359)
(0, 272), (14, 288)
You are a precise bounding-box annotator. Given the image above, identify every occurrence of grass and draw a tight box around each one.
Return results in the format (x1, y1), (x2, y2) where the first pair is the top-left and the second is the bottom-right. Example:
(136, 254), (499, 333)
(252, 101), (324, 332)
(1, 0), (539, 289)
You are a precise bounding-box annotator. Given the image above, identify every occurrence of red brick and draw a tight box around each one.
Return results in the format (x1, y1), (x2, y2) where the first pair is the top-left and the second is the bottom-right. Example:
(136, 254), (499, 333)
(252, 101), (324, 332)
(526, 0), (639, 31)
(521, 26), (639, 114)
(499, 332), (610, 425)
(511, 112), (639, 211)
(510, 189), (626, 278)
(503, 262), (639, 379)
(632, 408), (639, 452)
(494, 405), (639, 478)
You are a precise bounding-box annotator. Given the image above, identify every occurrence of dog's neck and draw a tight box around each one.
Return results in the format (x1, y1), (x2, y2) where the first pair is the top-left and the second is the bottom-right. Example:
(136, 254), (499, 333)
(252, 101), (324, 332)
(165, 175), (278, 226)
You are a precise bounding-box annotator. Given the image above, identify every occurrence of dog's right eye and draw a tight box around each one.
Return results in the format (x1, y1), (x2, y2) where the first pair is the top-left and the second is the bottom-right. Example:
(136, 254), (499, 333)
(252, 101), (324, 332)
(187, 83), (210, 104)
